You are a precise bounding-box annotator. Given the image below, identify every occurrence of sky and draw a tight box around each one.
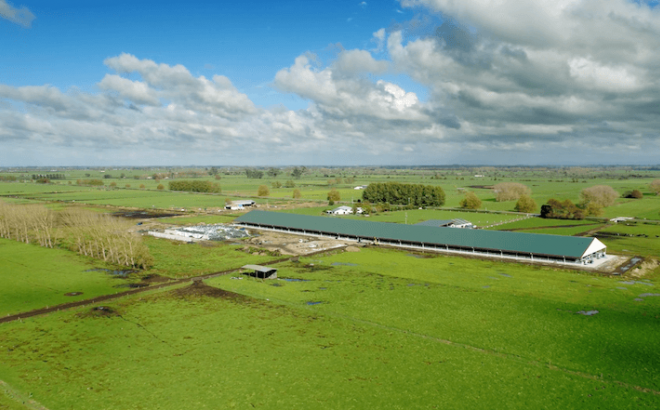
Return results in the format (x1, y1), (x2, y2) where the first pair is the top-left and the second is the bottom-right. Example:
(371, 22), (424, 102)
(1, 0), (660, 166)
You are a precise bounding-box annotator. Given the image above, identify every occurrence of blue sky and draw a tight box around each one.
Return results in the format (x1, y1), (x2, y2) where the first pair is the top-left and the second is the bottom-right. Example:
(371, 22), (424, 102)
(2, 0), (421, 108)
(2, 0), (660, 166)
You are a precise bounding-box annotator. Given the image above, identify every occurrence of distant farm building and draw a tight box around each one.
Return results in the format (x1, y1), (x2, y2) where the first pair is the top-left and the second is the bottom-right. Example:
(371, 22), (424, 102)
(353, 185), (369, 190)
(415, 219), (474, 229)
(326, 206), (362, 215)
(225, 200), (256, 210)
(235, 211), (607, 265)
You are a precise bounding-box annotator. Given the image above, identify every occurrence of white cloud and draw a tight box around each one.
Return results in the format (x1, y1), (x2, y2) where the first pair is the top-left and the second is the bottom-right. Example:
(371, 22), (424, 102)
(0, 0), (34, 27)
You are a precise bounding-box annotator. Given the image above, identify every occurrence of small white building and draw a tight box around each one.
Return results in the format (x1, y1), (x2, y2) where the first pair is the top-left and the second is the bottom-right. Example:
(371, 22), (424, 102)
(326, 206), (355, 215)
(225, 200), (256, 210)
(353, 185), (368, 190)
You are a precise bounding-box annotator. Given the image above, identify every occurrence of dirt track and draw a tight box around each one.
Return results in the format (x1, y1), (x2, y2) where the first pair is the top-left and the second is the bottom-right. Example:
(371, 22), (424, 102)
(0, 245), (347, 325)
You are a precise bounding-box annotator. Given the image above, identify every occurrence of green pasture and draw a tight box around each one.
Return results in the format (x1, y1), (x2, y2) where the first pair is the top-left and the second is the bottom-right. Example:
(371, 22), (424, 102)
(0, 270), (655, 409)
(491, 217), (597, 230)
(3, 170), (660, 220)
(214, 248), (660, 391)
(279, 207), (523, 226)
(0, 239), (140, 317)
(597, 223), (660, 258)
(514, 225), (604, 236)
(144, 236), (276, 278)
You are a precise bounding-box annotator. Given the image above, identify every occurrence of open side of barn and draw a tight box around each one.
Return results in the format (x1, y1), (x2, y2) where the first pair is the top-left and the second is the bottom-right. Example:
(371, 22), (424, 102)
(234, 210), (608, 266)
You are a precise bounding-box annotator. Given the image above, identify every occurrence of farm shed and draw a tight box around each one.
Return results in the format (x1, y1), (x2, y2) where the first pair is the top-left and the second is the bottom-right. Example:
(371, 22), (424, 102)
(235, 211), (606, 265)
(241, 265), (277, 279)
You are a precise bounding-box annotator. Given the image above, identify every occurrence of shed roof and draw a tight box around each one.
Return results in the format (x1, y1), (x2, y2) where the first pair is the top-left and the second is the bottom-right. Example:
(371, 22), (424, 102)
(235, 210), (602, 259)
(242, 264), (277, 273)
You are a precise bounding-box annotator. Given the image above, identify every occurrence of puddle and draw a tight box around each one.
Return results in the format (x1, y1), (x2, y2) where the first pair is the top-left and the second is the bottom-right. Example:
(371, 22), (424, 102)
(576, 310), (599, 316)
(86, 268), (138, 277)
(638, 293), (660, 298)
(306, 301), (323, 305)
(483, 285), (490, 289)
(318, 287), (327, 290)
(620, 281), (654, 287)
(498, 273), (512, 278)
(407, 283), (416, 287)
(487, 277), (500, 280)
(64, 292), (83, 296)
(270, 283), (283, 287)
(281, 278), (310, 282)
(331, 262), (358, 266)
(616, 287), (628, 290)
(635, 298), (644, 302)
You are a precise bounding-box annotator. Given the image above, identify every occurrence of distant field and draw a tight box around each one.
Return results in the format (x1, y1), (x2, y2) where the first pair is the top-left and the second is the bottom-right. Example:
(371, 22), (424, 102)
(491, 217), (597, 230)
(514, 225), (604, 236)
(1, 247), (659, 409)
(3, 170), (660, 220)
(596, 223), (660, 257)
(279, 207), (523, 226)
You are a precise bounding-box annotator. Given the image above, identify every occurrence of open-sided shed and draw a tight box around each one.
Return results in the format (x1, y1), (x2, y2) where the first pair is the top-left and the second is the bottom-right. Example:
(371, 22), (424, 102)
(241, 264), (278, 279)
(235, 211), (606, 264)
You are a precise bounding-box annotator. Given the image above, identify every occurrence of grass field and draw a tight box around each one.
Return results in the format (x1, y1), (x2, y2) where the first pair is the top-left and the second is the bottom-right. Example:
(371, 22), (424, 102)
(0, 239), (140, 317)
(1, 248), (659, 409)
(143, 236), (277, 278)
(2, 169), (660, 220)
(491, 217), (598, 230)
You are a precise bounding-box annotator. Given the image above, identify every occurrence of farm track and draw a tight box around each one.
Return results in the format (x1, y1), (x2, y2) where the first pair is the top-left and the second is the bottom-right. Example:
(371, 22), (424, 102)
(0, 246), (346, 325)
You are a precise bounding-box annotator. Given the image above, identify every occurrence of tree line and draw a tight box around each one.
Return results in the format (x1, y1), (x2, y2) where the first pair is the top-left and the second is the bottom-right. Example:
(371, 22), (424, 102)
(32, 174), (65, 180)
(362, 182), (446, 207)
(0, 202), (152, 269)
(169, 180), (221, 193)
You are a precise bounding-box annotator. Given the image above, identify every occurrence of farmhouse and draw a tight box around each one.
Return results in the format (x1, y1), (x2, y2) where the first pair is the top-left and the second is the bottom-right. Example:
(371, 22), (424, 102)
(235, 210), (607, 265)
(326, 206), (362, 215)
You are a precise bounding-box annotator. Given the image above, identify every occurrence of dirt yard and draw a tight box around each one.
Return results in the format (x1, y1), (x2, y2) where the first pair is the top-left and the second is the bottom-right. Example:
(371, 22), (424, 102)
(243, 230), (359, 256)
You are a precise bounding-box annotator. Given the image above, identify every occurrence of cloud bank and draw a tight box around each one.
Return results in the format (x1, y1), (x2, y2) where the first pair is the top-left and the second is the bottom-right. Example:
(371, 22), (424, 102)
(0, 0), (34, 27)
(1, 0), (660, 165)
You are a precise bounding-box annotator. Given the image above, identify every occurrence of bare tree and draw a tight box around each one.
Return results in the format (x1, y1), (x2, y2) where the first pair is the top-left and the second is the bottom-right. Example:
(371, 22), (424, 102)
(493, 183), (530, 202)
(580, 185), (619, 207)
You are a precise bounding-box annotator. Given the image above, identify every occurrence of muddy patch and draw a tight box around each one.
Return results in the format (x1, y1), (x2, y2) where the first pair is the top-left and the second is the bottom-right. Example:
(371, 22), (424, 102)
(112, 210), (181, 219)
(617, 257), (645, 275)
(498, 273), (512, 277)
(638, 293), (660, 298)
(86, 268), (139, 277)
(467, 185), (495, 189)
(140, 274), (171, 284)
(82, 306), (120, 318)
(281, 278), (310, 282)
(64, 292), (83, 296)
(114, 283), (149, 289)
(407, 253), (434, 259)
(170, 280), (248, 301)
(331, 262), (359, 267)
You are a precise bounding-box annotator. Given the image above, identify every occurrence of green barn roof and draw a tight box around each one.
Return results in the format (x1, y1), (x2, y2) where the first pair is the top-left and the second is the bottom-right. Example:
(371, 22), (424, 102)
(235, 211), (602, 259)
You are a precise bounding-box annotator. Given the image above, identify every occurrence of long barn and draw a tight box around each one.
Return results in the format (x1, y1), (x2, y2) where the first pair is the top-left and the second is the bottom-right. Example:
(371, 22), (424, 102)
(234, 210), (607, 265)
